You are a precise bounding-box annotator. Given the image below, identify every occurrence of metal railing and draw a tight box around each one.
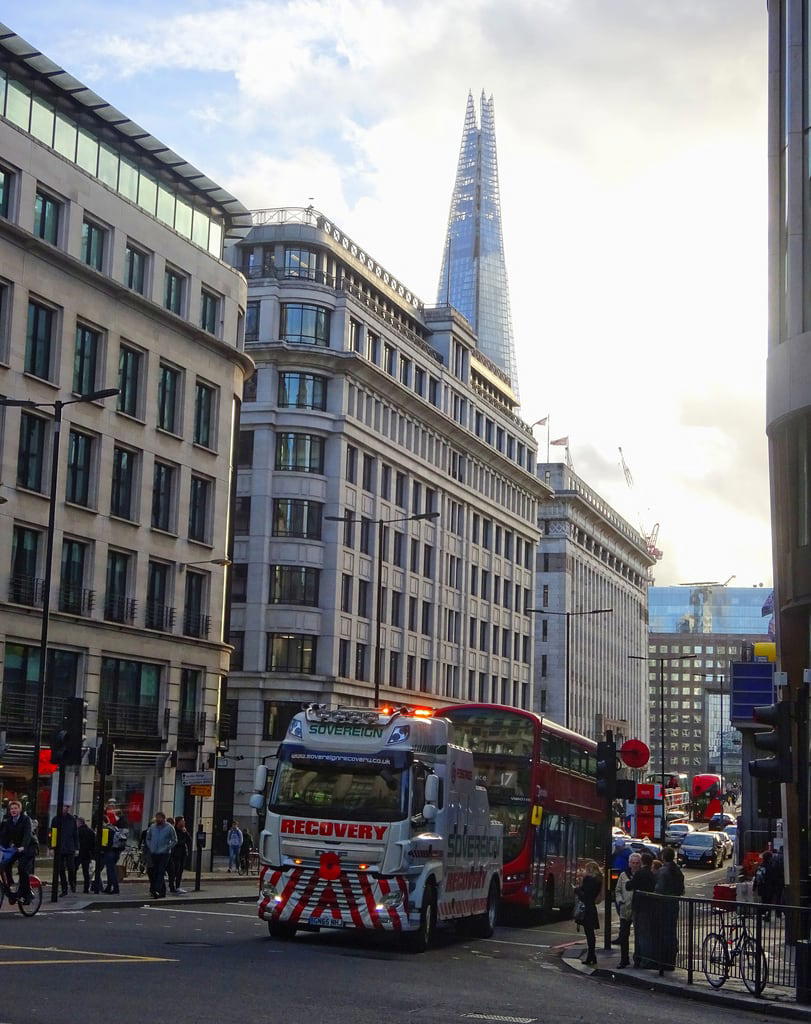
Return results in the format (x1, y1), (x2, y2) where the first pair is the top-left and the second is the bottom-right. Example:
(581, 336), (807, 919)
(636, 890), (809, 998)
(145, 601), (175, 632)
(183, 609), (211, 639)
(58, 583), (94, 616)
(0, 693), (69, 732)
(7, 574), (44, 606)
(104, 592), (137, 624)
(97, 700), (159, 739)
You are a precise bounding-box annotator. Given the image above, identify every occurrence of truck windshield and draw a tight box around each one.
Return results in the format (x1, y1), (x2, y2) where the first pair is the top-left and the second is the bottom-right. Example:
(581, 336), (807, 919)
(270, 747), (409, 823)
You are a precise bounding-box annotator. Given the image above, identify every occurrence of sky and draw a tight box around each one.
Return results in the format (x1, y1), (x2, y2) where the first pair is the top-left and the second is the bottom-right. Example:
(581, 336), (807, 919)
(1, 0), (771, 587)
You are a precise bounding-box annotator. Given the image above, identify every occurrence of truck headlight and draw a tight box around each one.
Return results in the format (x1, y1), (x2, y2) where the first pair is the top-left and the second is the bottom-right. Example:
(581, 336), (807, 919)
(261, 881), (283, 903)
(375, 891), (403, 911)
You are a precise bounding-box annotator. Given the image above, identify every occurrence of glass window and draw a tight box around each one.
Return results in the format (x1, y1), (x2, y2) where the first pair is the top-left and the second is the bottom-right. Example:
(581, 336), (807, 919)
(164, 268), (185, 315)
(277, 372), (327, 410)
(76, 128), (99, 175)
(151, 461), (176, 532)
(230, 564), (248, 602)
(268, 566), (320, 606)
(271, 498), (323, 539)
(237, 430), (254, 467)
(3, 644), (78, 721)
(266, 634), (317, 673)
(192, 208), (210, 250)
(201, 289), (218, 334)
(156, 184), (176, 227)
(183, 573), (208, 638)
(5, 79), (31, 129)
(81, 219), (105, 271)
(246, 301), (260, 341)
(17, 413), (46, 491)
(105, 550), (133, 623)
(0, 166), (11, 219)
(157, 363), (181, 434)
(275, 433), (324, 473)
(117, 344), (142, 417)
(124, 243), (147, 294)
(284, 247), (320, 280)
(194, 381), (216, 448)
(53, 112), (77, 159)
(59, 538), (89, 614)
(234, 496), (251, 534)
(279, 303), (330, 346)
(188, 475), (211, 542)
(118, 157), (139, 202)
(9, 525), (40, 605)
(146, 560), (174, 631)
(175, 196), (193, 238)
(73, 324), (100, 395)
(111, 446), (136, 520)
(66, 429), (94, 506)
(137, 172), (158, 216)
(33, 191), (60, 244)
(25, 301), (54, 380)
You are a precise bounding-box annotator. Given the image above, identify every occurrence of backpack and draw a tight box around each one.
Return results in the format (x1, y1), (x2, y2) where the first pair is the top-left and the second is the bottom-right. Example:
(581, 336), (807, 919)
(111, 826), (129, 850)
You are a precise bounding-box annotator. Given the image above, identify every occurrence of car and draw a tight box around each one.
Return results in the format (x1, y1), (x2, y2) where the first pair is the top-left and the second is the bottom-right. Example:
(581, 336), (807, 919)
(708, 812), (736, 830)
(708, 830), (733, 860)
(664, 821), (696, 848)
(723, 824), (738, 844)
(626, 838), (662, 859)
(677, 831), (725, 869)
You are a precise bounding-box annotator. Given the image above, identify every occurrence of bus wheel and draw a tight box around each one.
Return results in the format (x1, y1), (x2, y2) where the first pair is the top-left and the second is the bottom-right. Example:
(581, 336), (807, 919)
(470, 878), (500, 938)
(404, 881), (436, 953)
(268, 921), (296, 940)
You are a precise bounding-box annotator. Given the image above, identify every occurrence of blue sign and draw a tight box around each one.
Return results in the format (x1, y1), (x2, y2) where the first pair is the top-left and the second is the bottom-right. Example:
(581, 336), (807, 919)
(731, 662), (776, 722)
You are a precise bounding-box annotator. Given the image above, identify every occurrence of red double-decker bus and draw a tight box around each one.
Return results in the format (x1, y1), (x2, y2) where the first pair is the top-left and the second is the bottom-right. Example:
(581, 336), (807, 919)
(438, 703), (603, 913)
(691, 773), (724, 821)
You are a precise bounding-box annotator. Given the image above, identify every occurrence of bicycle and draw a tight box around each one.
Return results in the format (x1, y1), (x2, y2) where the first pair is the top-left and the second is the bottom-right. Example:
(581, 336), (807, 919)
(119, 845), (147, 877)
(701, 906), (769, 995)
(0, 852), (43, 917)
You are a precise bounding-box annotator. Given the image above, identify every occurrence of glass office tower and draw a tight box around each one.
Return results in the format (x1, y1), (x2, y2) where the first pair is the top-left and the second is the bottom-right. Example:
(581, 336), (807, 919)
(437, 92), (518, 390)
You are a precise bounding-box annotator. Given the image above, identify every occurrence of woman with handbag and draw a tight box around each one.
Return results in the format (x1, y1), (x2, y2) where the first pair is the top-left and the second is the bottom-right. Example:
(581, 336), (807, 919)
(574, 860), (602, 966)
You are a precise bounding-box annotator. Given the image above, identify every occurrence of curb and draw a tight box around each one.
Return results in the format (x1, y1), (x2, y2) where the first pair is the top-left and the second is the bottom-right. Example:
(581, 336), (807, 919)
(559, 947), (811, 1021)
(39, 893), (258, 912)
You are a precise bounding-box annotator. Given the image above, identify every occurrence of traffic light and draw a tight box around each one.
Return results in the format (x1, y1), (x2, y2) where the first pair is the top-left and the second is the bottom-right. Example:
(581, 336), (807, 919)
(49, 723), (69, 766)
(63, 697), (88, 766)
(749, 699), (793, 782)
(596, 740), (617, 799)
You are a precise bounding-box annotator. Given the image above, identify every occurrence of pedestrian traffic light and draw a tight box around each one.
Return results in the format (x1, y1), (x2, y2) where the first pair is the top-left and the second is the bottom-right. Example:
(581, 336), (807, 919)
(596, 740), (617, 799)
(63, 697), (88, 766)
(49, 724), (69, 766)
(748, 699), (793, 782)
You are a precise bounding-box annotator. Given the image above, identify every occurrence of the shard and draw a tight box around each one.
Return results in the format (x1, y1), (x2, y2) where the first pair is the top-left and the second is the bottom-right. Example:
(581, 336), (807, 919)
(437, 91), (518, 389)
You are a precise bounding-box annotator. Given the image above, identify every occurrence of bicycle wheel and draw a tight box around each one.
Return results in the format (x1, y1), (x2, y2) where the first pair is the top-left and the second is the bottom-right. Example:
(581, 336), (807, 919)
(701, 932), (729, 989)
(237, 856), (248, 876)
(18, 876), (42, 916)
(740, 936), (768, 996)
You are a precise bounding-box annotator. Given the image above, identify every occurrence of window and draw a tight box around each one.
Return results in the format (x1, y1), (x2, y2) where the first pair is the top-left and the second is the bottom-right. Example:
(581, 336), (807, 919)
(188, 475), (212, 542)
(338, 639), (350, 677)
(99, 657), (161, 733)
(391, 590), (402, 627)
(428, 377), (439, 406)
(355, 643), (367, 681)
(384, 345), (396, 376)
(410, 538), (419, 573)
(423, 544), (433, 578)
(25, 300), (54, 380)
(349, 317), (361, 352)
(65, 429), (94, 506)
(183, 572), (209, 638)
(60, 539), (91, 615)
(414, 366), (425, 396)
(164, 268), (185, 315)
(421, 601), (432, 635)
(33, 190), (60, 244)
(367, 332), (380, 363)
(17, 413), (46, 491)
(341, 574), (353, 613)
(381, 464), (391, 500)
(0, 167), (12, 219)
(105, 550), (134, 623)
(280, 303), (330, 345)
(117, 344), (142, 417)
(399, 356), (411, 387)
(419, 658), (430, 692)
(277, 372), (327, 410)
(0, 278), (11, 361)
(4, 644), (78, 721)
(151, 461), (176, 532)
(411, 482), (422, 515)
(124, 243), (147, 294)
(157, 363), (182, 433)
(230, 563), (248, 602)
(408, 596), (417, 631)
(271, 498), (322, 539)
(357, 579), (369, 618)
(262, 700), (301, 741)
(81, 219), (105, 271)
(200, 290), (219, 334)
(234, 496), (251, 534)
(237, 430), (254, 467)
(267, 634), (317, 673)
(9, 525), (40, 605)
(345, 444), (357, 483)
(275, 433), (324, 473)
(269, 566), (319, 606)
(393, 531), (404, 567)
(395, 472), (406, 508)
(362, 454), (375, 492)
(283, 247), (319, 280)
(194, 381), (216, 448)
(146, 560), (174, 631)
(73, 324), (100, 395)
(389, 652), (400, 687)
(228, 632), (245, 672)
(246, 300), (260, 341)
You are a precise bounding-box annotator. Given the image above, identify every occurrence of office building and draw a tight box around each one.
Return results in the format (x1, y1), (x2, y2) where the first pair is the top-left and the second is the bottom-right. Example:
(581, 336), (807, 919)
(648, 586), (771, 779)
(535, 463), (655, 744)
(224, 207), (549, 819)
(0, 27), (252, 833)
(436, 92), (519, 389)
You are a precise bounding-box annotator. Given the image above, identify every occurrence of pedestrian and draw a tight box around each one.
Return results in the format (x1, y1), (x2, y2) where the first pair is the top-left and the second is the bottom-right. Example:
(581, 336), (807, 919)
(76, 817), (96, 894)
(626, 851), (656, 968)
(0, 799), (35, 904)
(144, 812), (177, 899)
(50, 803), (79, 896)
(102, 812), (128, 895)
(240, 828), (254, 874)
(754, 850), (782, 916)
(615, 852), (641, 968)
(574, 859), (602, 966)
(169, 815), (192, 894)
(653, 846), (685, 971)
(227, 821), (243, 873)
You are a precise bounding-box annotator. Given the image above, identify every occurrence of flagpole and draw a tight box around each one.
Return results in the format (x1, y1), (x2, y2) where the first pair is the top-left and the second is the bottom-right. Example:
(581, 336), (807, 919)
(547, 418), (550, 464)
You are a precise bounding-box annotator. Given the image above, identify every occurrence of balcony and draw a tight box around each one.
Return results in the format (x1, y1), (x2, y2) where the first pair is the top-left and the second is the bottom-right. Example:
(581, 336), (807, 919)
(0, 692), (70, 735)
(145, 601), (175, 632)
(58, 583), (95, 616)
(183, 609), (211, 640)
(7, 574), (44, 607)
(104, 592), (137, 625)
(97, 700), (159, 740)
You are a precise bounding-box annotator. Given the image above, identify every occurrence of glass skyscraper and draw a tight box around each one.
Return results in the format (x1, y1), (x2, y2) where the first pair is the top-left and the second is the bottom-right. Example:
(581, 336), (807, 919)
(437, 91), (518, 389)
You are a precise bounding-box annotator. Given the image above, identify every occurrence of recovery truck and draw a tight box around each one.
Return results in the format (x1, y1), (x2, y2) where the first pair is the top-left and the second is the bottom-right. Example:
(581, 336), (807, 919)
(249, 704), (503, 951)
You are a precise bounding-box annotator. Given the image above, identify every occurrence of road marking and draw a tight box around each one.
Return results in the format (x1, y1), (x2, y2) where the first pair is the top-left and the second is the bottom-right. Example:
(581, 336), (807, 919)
(0, 944), (175, 965)
(0, 958), (177, 966)
(461, 1015), (536, 1023)
(483, 939), (550, 949)
(144, 907), (261, 919)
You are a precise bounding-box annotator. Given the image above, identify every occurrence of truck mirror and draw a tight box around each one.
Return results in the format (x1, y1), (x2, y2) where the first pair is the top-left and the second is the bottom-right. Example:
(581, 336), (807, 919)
(248, 793), (265, 811)
(422, 803), (437, 822)
(425, 774), (439, 805)
(253, 764), (268, 792)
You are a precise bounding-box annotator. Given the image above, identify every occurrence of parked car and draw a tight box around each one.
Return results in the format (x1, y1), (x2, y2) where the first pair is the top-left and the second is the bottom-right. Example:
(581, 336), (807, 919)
(627, 838), (662, 859)
(708, 830), (733, 860)
(677, 831), (726, 869)
(708, 812), (736, 830)
(664, 821), (696, 848)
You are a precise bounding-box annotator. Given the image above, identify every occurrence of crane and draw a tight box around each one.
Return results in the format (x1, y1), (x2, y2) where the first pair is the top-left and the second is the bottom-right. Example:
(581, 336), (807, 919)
(618, 447), (663, 562)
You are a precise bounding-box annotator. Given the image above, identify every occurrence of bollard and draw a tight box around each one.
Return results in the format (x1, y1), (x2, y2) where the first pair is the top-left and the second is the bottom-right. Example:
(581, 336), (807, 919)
(194, 825), (205, 892)
(796, 940), (811, 1004)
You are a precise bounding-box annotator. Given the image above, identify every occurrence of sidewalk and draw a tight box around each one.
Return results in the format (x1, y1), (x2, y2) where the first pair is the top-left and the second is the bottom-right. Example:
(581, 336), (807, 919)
(560, 937), (811, 1021)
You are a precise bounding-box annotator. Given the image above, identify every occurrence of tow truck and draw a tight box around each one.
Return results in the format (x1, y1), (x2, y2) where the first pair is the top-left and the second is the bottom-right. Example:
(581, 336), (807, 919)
(249, 704), (503, 951)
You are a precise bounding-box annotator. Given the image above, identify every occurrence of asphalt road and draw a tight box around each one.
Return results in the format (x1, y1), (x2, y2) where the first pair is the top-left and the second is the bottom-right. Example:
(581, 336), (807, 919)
(0, 865), (755, 1024)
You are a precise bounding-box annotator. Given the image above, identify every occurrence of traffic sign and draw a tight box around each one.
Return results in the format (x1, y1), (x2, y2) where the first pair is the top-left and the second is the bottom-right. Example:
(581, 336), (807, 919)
(190, 785), (213, 797)
(182, 771), (214, 786)
(620, 739), (650, 769)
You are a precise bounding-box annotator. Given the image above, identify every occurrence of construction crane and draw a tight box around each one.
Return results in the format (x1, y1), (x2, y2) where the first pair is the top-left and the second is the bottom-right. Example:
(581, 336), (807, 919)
(618, 447), (663, 561)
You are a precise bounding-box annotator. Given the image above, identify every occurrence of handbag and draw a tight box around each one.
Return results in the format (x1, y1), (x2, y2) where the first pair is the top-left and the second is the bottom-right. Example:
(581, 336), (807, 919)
(573, 896), (586, 924)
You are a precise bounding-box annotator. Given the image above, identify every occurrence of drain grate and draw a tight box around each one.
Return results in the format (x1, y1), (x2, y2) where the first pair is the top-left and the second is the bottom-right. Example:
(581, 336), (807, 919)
(462, 1016), (536, 1023)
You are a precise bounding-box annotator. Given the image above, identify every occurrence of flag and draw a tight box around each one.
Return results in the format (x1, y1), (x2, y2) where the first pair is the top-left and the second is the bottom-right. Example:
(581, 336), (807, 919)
(761, 590), (774, 617)
(550, 436), (569, 446)
(531, 417), (548, 427)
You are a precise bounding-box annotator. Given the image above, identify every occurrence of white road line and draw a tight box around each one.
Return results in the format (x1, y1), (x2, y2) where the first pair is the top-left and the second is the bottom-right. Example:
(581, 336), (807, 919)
(143, 907), (261, 919)
(483, 939), (550, 949)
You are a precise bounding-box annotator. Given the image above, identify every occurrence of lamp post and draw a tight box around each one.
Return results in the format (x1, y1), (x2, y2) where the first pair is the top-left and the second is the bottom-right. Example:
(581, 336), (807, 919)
(628, 652), (693, 843)
(527, 607), (613, 728)
(0, 388), (119, 817)
(326, 510), (439, 704)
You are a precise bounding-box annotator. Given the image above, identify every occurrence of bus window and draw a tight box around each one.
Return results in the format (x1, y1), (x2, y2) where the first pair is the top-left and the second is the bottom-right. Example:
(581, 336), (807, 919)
(544, 813), (561, 856)
(540, 732), (552, 762)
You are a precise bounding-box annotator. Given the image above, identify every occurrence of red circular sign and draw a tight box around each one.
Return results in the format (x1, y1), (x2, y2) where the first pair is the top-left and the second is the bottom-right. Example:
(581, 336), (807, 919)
(620, 739), (650, 769)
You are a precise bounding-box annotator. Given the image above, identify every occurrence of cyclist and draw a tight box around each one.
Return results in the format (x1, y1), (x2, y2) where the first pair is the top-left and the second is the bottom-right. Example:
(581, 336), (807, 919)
(0, 799), (34, 904)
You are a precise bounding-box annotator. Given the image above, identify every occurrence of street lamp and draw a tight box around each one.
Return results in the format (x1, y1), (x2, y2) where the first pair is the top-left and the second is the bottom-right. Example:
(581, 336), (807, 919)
(527, 607), (613, 729)
(0, 387), (120, 815)
(628, 652), (693, 844)
(326, 510), (440, 704)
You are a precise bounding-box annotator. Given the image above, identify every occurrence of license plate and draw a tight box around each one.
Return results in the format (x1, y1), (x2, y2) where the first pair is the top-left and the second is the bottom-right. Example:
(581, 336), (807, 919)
(308, 916), (344, 928)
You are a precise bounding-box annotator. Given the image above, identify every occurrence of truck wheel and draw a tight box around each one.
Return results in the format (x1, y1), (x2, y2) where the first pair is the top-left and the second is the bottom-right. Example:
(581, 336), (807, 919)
(470, 878), (499, 938)
(404, 882), (436, 953)
(268, 920), (296, 940)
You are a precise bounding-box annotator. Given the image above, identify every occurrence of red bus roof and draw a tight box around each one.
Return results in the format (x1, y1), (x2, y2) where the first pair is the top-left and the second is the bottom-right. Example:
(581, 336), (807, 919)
(436, 703), (598, 751)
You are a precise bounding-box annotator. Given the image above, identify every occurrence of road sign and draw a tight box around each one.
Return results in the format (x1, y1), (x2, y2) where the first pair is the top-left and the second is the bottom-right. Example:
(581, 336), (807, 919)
(182, 771), (214, 786)
(620, 739), (650, 769)
(189, 785), (213, 797)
